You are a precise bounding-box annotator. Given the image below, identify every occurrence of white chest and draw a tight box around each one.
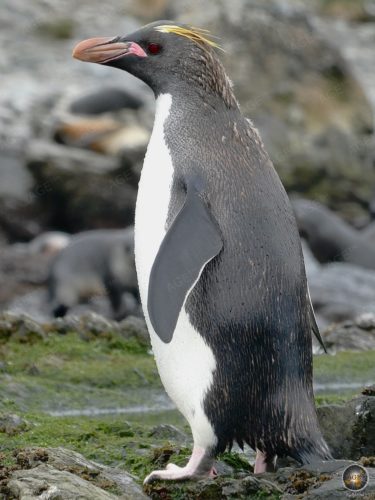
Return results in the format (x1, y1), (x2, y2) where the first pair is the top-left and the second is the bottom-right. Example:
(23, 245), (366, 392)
(134, 93), (173, 306)
(134, 94), (216, 448)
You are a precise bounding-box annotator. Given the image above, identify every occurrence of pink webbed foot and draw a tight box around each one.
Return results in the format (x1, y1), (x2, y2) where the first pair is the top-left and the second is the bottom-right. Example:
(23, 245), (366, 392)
(144, 446), (215, 484)
(254, 449), (277, 473)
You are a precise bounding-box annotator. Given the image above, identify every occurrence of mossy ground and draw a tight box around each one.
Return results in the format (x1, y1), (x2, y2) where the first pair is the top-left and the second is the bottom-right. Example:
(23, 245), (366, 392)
(0, 328), (373, 492)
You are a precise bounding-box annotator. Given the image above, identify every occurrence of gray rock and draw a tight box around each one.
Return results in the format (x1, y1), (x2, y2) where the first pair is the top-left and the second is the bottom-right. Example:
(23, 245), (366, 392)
(301, 240), (321, 275)
(27, 139), (119, 175)
(0, 149), (33, 201)
(144, 459), (375, 499)
(26, 140), (137, 232)
(43, 447), (147, 499)
(362, 221), (375, 243)
(51, 311), (119, 340)
(50, 312), (149, 346)
(0, 413), (29, 435)
(144, 473), (282, 499)
(0, 150), (45, 241)
(6, 464), (118, 500)
(119, 316), (149, 345)
(280, 460), (375, 499)
(307, 262), (375, 325)
(318, 395), (375, 460)
(0, 312), (47, 343)
(6, 447), (148, 499)
(0, 245), (53, 310)
(322, 315), (375, 352)
(149, 424), (188, 443)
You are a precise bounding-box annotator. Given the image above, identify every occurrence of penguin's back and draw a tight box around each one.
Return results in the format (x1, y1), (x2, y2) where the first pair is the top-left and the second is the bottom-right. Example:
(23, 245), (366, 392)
(162, 98), (324, 458)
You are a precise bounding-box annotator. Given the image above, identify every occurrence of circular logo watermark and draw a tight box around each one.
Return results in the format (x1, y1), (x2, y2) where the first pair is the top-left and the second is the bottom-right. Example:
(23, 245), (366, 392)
(342, 464), (369, 492)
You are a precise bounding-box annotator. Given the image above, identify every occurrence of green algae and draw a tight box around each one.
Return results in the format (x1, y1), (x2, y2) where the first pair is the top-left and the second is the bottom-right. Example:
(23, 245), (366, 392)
(0, 324), (372, 496)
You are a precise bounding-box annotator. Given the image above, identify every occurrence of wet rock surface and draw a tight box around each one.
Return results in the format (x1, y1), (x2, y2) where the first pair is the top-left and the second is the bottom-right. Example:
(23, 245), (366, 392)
(0, 311), (372, 498)
(0, 311), (148, 347)
(2, 447), (147, 499)
(318, 394), (375, 459)
(2, 446), (375, 499)
(303, 243), (375, 328)
(322, 314), (375, 352)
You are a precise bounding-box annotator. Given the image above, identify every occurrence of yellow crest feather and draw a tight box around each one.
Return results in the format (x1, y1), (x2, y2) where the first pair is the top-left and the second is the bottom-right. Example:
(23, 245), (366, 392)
(155, 24), (223, 51)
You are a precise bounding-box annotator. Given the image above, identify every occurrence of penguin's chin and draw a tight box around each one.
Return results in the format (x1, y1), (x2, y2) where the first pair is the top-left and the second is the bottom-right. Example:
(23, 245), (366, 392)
(72, 38), (147, 64)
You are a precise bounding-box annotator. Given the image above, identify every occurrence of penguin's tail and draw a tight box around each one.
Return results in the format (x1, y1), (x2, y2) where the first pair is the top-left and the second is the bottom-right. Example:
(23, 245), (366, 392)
(291, 433), (333, 465)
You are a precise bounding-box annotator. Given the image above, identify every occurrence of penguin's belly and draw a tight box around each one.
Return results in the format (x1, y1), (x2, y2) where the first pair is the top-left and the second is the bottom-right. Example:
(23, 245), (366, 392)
(134, 94), (216, 447)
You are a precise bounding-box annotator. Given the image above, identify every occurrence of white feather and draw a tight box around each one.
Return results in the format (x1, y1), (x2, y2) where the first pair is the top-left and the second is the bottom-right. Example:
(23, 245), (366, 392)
(134, 93), (217, 449)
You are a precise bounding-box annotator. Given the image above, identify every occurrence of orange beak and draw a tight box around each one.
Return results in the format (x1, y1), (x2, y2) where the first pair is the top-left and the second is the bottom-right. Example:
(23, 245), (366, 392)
(72, 37), (147, 64)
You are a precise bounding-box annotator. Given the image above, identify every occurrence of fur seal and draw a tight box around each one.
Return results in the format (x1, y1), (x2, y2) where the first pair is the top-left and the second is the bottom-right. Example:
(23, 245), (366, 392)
(293, 198), (375, 270)
(48, 228), (137, 319)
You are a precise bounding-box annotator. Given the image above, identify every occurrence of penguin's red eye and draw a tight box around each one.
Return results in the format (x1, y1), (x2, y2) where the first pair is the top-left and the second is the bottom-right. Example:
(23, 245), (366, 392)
(148, 43), (161, 55)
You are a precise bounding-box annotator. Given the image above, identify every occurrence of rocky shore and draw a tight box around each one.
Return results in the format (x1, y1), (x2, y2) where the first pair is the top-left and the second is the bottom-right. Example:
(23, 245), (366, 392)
(0, 313), (373, 499)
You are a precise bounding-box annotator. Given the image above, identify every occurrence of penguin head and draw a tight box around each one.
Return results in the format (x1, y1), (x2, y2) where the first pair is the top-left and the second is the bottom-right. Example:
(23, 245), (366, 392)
(73, 20), (237, 106)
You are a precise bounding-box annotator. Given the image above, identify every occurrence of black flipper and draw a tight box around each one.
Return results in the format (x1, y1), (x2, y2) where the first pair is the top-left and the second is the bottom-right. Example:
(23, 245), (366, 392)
(307, 289), (327, 353)
(147, 180), (223, 343)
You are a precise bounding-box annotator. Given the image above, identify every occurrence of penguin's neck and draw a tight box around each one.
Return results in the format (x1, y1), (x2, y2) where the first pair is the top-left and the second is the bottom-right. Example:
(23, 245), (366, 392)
(155, 86), (240, 128)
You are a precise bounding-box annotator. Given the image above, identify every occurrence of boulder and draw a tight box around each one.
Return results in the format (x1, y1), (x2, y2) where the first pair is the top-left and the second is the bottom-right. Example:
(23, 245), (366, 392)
(322, 314), (375, 352)
(0, 413), (30, 435)
(306, 262), (375, 325)
(0, 149), (45, 241)
(149, 424), (189, 443)
(51, 312), (148, 346)
(318, 394), (375, 460)
(0, 312), (46, 344)
(26, 140), (137, 232)
(6, 464), (118, 500)
(282, 460), (375, 499)
(3, 447), (148, 499)
(144, 459), (375, 499)
(0, 245), (53, 310)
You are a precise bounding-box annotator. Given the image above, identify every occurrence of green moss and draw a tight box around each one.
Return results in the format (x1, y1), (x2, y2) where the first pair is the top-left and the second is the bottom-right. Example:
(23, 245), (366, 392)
(0, 320), (371, 497)
(0, 330), (164, 422)
(1, 332), (158, 388)
(314, 394), (350, 406)
(0, 412), (189, 487)
(219, 451), (252, 472)
(313, 351), (375, 404)
(314, 351), (375, 383)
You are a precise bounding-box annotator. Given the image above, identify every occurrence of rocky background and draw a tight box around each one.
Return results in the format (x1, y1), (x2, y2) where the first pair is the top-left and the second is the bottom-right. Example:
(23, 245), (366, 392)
(0, 0), (375, 498)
